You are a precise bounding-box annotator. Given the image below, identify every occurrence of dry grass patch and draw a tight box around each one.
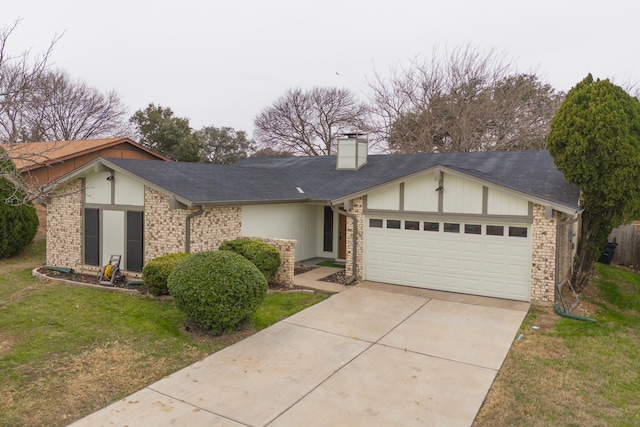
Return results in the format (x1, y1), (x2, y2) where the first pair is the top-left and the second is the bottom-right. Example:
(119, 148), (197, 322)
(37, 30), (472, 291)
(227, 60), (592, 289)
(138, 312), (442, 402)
(475, 264), (640, 427)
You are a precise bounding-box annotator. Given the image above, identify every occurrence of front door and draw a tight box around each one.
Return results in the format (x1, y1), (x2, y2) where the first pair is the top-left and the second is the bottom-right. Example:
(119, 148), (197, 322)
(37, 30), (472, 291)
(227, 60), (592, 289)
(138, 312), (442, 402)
(338, 214), (347, 259)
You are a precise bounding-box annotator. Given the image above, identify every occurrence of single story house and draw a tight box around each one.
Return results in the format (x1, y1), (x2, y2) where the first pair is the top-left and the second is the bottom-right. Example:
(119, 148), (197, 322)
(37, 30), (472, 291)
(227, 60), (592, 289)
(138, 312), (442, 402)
(44, 136), (581, 303)
(3, 137), (170, 238)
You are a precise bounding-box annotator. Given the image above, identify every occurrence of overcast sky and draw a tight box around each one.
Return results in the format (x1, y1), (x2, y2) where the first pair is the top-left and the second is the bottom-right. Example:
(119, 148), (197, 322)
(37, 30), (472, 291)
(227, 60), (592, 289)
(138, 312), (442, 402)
(5, 0), (640, 138)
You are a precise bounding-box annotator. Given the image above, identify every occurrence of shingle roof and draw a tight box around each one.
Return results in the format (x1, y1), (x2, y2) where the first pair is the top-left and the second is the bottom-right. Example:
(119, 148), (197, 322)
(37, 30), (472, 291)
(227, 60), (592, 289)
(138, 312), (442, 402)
(105, 159), (306, 204)
(102, 150), (580, 212)
(2, 137), (169, 170)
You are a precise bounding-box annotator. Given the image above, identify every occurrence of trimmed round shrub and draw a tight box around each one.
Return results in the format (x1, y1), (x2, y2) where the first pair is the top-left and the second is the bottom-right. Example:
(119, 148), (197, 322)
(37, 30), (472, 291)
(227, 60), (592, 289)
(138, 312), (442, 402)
(167, 251), (268, 334)
(219, 239), (281, 282)
(142, 252), (191, 296)
(0, 152), (39, 258)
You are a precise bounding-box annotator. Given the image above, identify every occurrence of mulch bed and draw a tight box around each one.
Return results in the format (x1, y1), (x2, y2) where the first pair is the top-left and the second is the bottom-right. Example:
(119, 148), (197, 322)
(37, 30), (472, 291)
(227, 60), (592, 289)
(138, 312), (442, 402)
(37, 267), (148, 294)
(294, 265), (318, 275)
(319, 270), (347, 284)
(36, 267), (307, 295)
(39, 261), (343, 294)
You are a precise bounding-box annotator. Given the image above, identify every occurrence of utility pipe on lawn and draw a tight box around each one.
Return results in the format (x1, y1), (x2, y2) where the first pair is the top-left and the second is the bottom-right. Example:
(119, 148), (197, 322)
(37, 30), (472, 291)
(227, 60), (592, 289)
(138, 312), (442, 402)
(554, 303), (598, 323)
(331, 204), (358, 285)
(185, 206), (204, 253)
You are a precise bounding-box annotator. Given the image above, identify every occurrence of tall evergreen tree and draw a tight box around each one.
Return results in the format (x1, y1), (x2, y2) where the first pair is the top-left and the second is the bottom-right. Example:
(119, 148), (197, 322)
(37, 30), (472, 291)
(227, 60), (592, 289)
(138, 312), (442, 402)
(547, 74), (640, 289)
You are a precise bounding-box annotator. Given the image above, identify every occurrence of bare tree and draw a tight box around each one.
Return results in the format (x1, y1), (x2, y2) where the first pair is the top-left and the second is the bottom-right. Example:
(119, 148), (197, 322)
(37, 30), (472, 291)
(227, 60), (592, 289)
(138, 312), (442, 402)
(0, 19), (60, 203)
(254, 87), (369, 156)
(368, 45), (563, 153)
(0, 19), (58, 144)
(23, 69), (130, 141)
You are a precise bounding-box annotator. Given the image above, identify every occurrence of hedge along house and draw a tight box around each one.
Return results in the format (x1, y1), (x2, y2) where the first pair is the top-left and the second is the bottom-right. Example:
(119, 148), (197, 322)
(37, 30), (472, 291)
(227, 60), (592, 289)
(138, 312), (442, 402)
(44, 135), (581, 303)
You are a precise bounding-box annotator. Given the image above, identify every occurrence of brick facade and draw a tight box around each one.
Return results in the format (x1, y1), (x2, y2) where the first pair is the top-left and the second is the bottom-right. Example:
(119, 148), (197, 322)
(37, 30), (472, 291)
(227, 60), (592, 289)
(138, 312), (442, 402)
(46, 179), (83, 268)
(242, 236), (296, 286)
(144, 188), (242, 261)
(46, 184), (297, 286)
(345, 197), (364, 280)
(530, 203), (557, 303)
(144, 188), (190, 260)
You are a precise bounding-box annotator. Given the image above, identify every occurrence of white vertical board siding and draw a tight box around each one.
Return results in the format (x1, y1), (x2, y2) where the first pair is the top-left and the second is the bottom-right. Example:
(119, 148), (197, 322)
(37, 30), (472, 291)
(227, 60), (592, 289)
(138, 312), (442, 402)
(442, 173), (482, 214)
(403, 173), (438, 212)
(102, 210), (125, 267)
(367, 184), (400, 210)
(114, 172), (144, 206)
(242, 204), (318, 261)
(85, 172), (112, 204)
(487, 188), (529, 215)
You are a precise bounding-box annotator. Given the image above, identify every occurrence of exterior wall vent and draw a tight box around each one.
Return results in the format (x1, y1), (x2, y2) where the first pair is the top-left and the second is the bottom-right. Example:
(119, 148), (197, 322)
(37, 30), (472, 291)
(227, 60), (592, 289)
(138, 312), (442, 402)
(336, 133), (368, 170)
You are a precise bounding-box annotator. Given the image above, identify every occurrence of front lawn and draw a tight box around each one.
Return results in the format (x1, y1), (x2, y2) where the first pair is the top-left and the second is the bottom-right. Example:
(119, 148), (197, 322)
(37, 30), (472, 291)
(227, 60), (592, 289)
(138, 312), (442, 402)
(0, 242), (330, 427)
(474, 263), (640, 426)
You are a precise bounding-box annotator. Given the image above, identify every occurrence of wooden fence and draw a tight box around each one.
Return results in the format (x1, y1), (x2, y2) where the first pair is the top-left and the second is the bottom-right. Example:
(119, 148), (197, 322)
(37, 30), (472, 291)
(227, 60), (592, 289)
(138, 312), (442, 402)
(608, 223), (640, 268)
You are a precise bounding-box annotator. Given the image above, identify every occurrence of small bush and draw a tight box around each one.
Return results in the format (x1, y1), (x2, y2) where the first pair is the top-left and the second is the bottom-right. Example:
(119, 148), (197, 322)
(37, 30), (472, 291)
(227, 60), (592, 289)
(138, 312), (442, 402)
(167, 251), (268, 334)
(219, 239), (281, 282)
(0, 152), (38, 258)
(142, 253), (190, 296)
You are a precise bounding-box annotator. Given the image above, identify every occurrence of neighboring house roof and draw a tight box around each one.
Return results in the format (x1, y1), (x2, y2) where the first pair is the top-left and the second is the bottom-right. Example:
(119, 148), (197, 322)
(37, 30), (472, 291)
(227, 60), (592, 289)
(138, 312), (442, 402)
(2, 137), (170, 171)
(49, 150), (581, 214)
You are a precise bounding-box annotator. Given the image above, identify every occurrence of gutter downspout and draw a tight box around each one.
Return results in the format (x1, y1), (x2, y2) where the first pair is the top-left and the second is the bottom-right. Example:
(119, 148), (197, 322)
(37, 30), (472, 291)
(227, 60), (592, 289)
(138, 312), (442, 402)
(331, 204), (358, 285)
(185, 206), (204, 253)
(554, 212), (597, 322)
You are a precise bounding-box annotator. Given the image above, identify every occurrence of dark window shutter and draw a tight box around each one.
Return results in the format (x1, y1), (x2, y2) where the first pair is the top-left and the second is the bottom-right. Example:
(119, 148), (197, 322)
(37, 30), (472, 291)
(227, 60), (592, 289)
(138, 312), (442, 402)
(84, 208), (100, 265)
(126, 211), (144, 272)
(323, 206), (333, 252)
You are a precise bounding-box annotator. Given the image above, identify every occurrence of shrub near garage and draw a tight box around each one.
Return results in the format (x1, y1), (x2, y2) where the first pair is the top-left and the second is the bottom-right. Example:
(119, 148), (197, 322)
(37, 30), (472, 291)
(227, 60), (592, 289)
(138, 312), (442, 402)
(219, 239), (281, 282)
(142, 253), (191, 296)
(167, 251), (268, 334)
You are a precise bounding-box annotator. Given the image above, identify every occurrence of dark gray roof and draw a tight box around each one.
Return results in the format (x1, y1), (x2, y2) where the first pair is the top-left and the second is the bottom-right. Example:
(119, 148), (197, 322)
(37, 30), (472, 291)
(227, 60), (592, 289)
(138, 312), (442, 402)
(103, 150), (580, 211)
(104, 158), (306, 204)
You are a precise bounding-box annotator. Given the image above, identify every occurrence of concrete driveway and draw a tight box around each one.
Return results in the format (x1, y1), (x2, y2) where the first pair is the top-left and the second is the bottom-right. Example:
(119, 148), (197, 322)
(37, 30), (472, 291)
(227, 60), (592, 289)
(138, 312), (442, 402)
(70, 282), (528, 427)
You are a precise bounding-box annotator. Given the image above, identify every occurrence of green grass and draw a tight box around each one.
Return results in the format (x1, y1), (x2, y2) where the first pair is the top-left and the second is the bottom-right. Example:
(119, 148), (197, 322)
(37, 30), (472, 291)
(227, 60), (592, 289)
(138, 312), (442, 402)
(253, 291), (330, 329)
(474, 263), (640, 426)
(0, 241), (331, 427)
(316, 260), (346, 268)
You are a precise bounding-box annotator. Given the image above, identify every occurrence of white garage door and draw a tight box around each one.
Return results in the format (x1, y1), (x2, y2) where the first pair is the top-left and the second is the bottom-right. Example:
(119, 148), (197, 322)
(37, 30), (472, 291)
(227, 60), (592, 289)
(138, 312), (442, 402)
(364, 217), (532, 301)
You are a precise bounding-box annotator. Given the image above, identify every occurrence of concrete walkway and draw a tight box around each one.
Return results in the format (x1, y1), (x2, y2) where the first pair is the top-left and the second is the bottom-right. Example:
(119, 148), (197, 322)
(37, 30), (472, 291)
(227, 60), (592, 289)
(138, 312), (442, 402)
(69, 281), (527, 427)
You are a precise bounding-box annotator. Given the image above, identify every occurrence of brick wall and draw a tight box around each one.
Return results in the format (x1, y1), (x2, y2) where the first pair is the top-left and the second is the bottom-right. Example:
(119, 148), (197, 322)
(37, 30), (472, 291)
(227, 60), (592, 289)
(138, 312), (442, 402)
(144, 188), (190, 260)
(144, 187), (242, 262)
(241, 236), (296, 286)
(345, 197), (364, 280)
(46, 180), (83, 268)
(531, 204), (557, 303)
(190, 205), (242, 253)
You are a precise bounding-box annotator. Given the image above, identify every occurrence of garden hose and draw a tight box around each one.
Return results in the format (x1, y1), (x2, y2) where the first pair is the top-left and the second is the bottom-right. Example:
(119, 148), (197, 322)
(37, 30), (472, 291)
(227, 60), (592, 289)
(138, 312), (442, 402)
(104, 263), (113, 280)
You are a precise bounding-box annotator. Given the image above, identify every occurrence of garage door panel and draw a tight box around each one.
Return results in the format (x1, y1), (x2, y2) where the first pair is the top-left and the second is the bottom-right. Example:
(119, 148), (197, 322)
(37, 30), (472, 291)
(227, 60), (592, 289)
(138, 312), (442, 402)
(461, 260), (483, 273)
(463, 241), (483, 253)
(441, 240), (462, 251)
(403, 254), (421, 267)
(364, 217), (531, 301)
(484, 242), (507, 255)
(404, 236), (421, 249)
